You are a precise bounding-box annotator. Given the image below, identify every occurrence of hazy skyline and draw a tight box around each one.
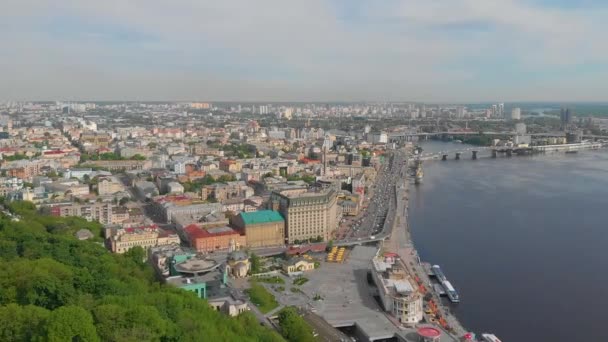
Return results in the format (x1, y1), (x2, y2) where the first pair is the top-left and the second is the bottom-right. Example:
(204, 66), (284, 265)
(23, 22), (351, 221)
(2, 0), (608, 102)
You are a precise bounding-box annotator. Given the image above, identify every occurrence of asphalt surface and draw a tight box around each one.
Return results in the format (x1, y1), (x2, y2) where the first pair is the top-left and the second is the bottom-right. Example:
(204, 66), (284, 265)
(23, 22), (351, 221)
(335, 150), (408, 244)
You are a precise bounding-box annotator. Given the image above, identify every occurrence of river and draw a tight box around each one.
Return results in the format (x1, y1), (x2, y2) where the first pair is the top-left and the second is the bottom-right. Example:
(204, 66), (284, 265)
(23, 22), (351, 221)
(408, 141), (608, 342)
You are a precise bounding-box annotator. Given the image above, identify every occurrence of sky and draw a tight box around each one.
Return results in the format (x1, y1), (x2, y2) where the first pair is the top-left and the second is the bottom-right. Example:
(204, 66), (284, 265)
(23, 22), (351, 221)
(1, 0), (608, 102)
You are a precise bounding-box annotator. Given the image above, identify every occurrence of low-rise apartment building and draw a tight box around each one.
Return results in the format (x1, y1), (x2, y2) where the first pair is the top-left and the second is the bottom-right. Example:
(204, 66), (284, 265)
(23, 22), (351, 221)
(231, 210), (285, 248)
(107, 225), (180, 254)
(183, 224), (246, 253)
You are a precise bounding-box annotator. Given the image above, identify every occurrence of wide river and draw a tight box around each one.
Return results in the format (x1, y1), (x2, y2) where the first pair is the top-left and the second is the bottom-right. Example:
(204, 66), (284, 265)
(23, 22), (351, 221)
(409, 141), (608, 342)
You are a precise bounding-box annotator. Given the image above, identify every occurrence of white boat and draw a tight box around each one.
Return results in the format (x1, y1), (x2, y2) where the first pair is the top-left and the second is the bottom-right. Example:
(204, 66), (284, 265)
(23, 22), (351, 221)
(481, 333), (502, 342)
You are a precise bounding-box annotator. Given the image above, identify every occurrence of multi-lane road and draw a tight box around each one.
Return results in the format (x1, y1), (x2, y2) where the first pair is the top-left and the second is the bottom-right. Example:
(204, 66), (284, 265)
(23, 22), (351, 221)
(334, 149), (408, 245)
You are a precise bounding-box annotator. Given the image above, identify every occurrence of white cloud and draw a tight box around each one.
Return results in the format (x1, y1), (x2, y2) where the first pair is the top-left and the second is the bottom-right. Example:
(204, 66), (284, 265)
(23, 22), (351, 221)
(0, 0), (607, 101)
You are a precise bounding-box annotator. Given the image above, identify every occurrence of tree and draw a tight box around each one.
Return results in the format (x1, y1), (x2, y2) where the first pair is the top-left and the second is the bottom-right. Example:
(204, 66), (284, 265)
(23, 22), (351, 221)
(0, 202), (284, 342)
(250, 252), (262, 274)
(130, 154), (146, 161)
(0, 304), (50, 341)
(325, 239), (334, 252)
(119, 197), (130, 206)
(124, 246), (146, 266)
(46, 306), (100, 342)
(278, 307), (314, 342)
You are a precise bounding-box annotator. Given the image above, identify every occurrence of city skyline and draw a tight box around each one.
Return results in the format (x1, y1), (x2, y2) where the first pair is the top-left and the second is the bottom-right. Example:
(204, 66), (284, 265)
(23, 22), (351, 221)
(2, 0), (608, 102)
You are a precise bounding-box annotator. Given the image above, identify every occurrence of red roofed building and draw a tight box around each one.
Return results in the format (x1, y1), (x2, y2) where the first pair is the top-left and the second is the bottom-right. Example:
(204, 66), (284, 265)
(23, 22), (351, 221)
(286, 243), (327, 256)
(96, 147), (113, 153)
(299, 158), (320, 164)
(219, 159), (242, 173)
(184, 224), (246, 253)
(42, 150), (67, 159)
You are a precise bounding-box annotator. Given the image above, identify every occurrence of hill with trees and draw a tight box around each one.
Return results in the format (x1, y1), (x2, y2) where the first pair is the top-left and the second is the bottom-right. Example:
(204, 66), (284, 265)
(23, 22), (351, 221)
(0, 200), (284, 342)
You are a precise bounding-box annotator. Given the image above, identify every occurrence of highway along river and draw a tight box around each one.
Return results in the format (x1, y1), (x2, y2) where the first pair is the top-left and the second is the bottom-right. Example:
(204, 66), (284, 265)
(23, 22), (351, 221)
(409, 141), (608, 342)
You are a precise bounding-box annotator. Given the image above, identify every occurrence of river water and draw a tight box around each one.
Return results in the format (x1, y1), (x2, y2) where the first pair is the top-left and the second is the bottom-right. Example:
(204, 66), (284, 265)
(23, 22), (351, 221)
(409, 141), (608, 342)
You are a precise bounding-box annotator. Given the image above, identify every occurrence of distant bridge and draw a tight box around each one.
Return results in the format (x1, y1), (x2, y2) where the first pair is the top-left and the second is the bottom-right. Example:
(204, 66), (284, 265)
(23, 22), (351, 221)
(416, 142), (605, 161)
(389, 130), (608, 143)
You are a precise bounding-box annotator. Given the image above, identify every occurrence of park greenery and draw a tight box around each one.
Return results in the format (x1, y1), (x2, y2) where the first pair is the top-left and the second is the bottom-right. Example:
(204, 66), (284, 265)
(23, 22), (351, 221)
(292, 277), (309, 286)
(286, 174), (316, 184)
(257, 276), (285, 285)
(292, 235), (324, 244)
(0, 200), (284, 342)
(80, 152), (146, 162)
(246, 282), (279, 314)
(181, 174), (237, 193)
(249, 252), (262, 274)
(278, 307), (315, 342)
(2, 153), (29, 162)
(207, 141), (256, 159)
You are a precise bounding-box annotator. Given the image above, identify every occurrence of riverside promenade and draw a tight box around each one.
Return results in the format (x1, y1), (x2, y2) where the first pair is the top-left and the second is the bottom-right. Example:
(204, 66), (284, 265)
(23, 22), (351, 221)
(383, 149), (469, 339)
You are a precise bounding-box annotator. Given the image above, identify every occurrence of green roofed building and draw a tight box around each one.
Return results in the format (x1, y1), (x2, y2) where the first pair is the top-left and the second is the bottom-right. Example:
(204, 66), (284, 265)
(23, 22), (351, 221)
(231, 210), (285, 248)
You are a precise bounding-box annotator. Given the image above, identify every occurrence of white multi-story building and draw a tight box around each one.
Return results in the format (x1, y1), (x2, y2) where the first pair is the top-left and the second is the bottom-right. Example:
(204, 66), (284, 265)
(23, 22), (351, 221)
(282, 108), (293, 120)
(456, 106), (466, 118)
(370, 132), (388, 144)
(371, 256), (423, 325)
(0, 177), (23, 197)
(511, 108), (521, 120)
(173, 162), (187, 175)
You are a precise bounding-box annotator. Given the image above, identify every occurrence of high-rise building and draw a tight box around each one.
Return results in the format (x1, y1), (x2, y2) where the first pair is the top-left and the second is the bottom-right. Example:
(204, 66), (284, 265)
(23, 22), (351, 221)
(268, 187), (341, 243)
(498, 103), (505, 117)
(511, 108), (521, 120)
(456, 106), (466, 118)
(282, 108), (293, 120)
(258, 105), (269, 115)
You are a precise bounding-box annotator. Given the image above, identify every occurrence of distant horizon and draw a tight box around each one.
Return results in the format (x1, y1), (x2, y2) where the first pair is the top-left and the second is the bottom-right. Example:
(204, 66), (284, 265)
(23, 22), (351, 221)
(5, 100), (608, 105)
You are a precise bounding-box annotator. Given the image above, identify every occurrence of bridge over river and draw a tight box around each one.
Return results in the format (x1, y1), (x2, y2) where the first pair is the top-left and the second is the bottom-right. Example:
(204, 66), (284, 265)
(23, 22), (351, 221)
(416, 142), (605, 161)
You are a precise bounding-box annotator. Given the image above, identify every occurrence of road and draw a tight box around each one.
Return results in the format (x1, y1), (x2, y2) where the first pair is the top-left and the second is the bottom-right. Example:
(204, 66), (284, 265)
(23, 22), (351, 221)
(334, 149), (408, 245)
(381, 147), (469, 339)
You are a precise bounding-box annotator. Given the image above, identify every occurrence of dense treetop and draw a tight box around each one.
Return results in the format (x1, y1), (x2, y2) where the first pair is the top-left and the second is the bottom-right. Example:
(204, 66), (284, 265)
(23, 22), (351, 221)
(0, 201), (284, 342)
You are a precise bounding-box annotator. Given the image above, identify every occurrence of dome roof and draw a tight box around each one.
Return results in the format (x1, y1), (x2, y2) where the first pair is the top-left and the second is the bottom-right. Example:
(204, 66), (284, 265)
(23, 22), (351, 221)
(228, 250), (248, 262)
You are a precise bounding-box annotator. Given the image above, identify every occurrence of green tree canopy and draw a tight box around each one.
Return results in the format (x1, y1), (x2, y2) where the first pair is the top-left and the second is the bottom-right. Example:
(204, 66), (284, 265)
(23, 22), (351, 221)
(0, 202), (284, 342)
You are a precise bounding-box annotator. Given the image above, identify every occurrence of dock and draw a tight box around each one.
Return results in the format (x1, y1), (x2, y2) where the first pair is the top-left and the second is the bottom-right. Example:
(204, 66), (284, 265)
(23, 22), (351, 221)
(433, 283), (446, 296)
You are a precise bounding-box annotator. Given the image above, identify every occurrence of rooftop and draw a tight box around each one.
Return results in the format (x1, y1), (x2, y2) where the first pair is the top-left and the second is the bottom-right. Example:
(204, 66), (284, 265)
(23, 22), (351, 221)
(165, 271), (219, 287)
(184, 225), (240, 239)
(238, 210), (284, 225)
(173, 256), (219, 274)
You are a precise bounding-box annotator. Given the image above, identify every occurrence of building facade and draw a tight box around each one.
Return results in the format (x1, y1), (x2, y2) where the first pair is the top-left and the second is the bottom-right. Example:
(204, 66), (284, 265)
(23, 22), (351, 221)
(108, 225), (180, 254)
(231, 210), (285, 248)
(268, 188), (341, 243)
(184, 225), (246, 253)
(371, 256), (423, 325)
(50, 202), (114, 225)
